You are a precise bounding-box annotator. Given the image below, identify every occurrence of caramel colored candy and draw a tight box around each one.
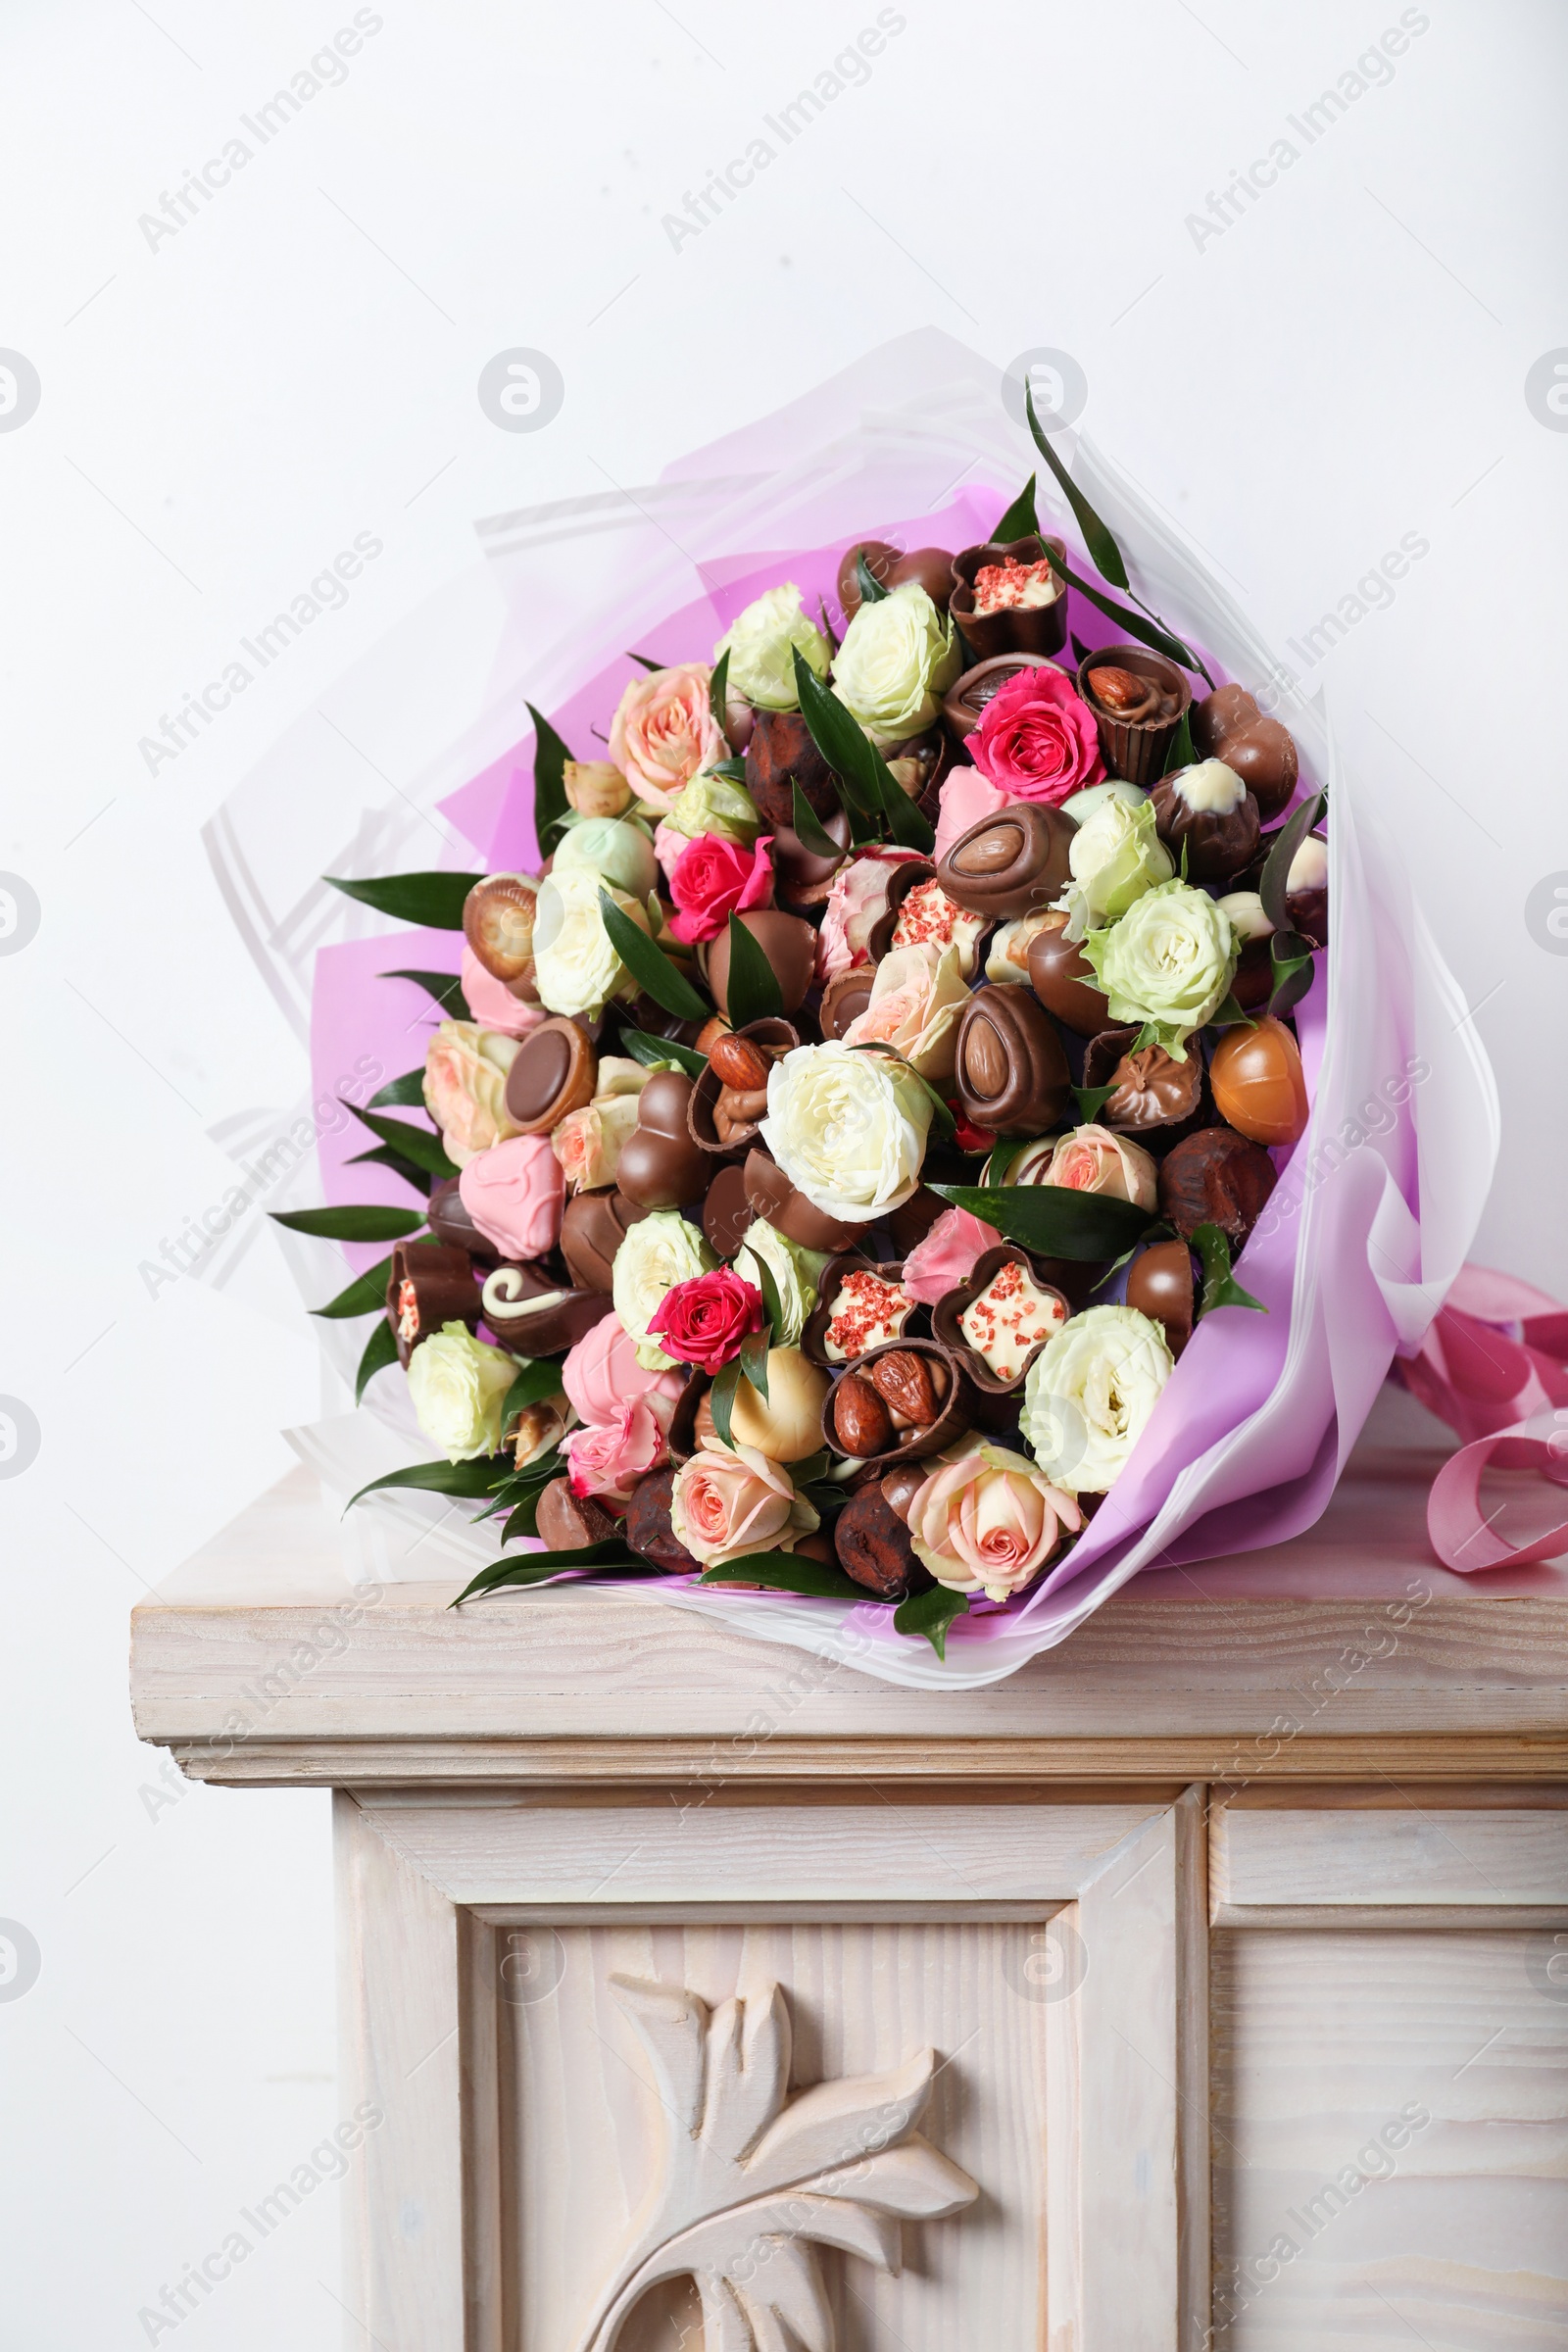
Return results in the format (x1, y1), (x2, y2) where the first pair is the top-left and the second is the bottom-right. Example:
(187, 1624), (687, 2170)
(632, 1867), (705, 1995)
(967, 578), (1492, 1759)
(1209, 1016), (1308, 1148)
(1027, 919), (1112, 1037)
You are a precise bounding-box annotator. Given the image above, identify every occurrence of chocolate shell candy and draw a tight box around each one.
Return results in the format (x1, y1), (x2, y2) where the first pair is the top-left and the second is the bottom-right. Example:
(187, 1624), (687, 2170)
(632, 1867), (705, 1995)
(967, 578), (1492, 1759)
(463, 873), (538, 985)
(832, 1482), (931, 1600)
(426, 1176), (500, 1261)
(701, 1162), (754, 1258)
(743, 1150), (869, 1254)
(1077, 644), (1191, 786)
(838, 540), (954, 620)
(949, 533), (1068, 661)
(1150, 763), (1260, 884)
(954, 985), (1073, 1135)
(705, 909), (817, 1021)
(930, 1244), (1070, 1394)
(936, 804), (1076, 921)
(1125, 1240), (1196, 1359)
(688, 1017), (797, 1156)
(616, 1069), (711, 1208)
(823, 1337), (1008, 1471)
(503, 1014), (598, 1135)
(772, 805), (849, 912)
(384, 1242), (481, 1366)
(1209, 1016), (1308, 1148)
(480, 1262), (613, 1355)
(802, 1253), (913, 1370)
(1158, 1128), (1277, 1245)
(942, 653), (1057, 742)
(1192, 685), (1298, 822)
(560, 1187), (650, 1293)
(1083, 1026), (1204, 1136)
(818, 966), (877, 1041)
(745, 709), (836, 827)
(863, 858), (934, 962)
(1027, 918), (1112, 1037)
(535, 1477), (618, 1552)
(878, 725), (955, 823)
(624, 1465), (700, 1572)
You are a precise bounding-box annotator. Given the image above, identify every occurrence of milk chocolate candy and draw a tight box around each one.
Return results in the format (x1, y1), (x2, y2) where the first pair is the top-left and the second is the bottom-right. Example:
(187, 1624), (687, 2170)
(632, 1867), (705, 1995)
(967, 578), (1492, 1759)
(704, 909), (817, 1021)
(743, 1150), (869, 1254)
(503, 1015), (597, 1135)
(480, 1261), (613, 1354)
(701, 1162), (755, 1257)
(1192, 685), (1298, 821)
(832, 1482), (929, 1600)
(1209, 1016), (1308, 1148)
(615, 1070), (711, 1209)
(772, 805), (850, 911)
(1158, 1128), (1277, 1245)
(954, 985), (1073, 1135)
(878, 725), (955, 822)
(1150, 762), (1259, 884)
(942, 654), (1056, 742)
(745, 708), (836, 828)
(384, 1242), (481, 1366)
(1077, 644), (1191, 786)
(1083, 1026), (1204, 1135)
(1125, 1240), (1196, 1358)
(838, 540), (954, 620)
(818, 966), (877, 1041)
(535, 1477), (618, 1553)
(463, 873), (538, 985)
(949, 533), (1068, 662)
(688, 1018), (797, 1157)
(936, 805), (1076, 921)
(560, 1187), (651, 1292)
(625, 1465), (700, 1572)
(426, 1175), (500, 1261)
(1027, 917), (1112, 1036)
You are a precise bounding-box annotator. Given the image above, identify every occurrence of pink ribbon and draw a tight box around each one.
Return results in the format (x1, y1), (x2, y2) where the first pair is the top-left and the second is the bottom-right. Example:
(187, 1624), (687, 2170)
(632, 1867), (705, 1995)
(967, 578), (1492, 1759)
(1398, 1266), (1568, 1570)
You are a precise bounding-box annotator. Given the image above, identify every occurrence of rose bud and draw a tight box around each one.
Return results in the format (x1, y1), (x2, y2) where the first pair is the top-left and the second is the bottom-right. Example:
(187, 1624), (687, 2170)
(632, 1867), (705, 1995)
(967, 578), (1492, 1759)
(564, 760), (632, 817)
(1150, 760), (1259, 883)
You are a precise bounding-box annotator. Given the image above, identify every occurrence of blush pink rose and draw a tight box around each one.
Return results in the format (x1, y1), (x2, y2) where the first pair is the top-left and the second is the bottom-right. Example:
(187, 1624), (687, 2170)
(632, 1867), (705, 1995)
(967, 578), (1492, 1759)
(666, 833), (774, 947)
(901, 1207), (1002, 1305)
(561, 1312), (685, 1431)
(1019, 1123), (1158, 1210)
(457, 1134), (565, 1259)
(460, 947), (545, 1040)
(564, 1397), (669, 1505)
(933, 764), (1007, 861)
(653, 819), (690, 885)
(670, 1440), (810, 1568)
(907, 1441), (1083, 1601)
(814, 848), (910, 983)
(422, 1021), (522, 1166)
(609, 662), (726, 815)
(965, 665), (1104, 806)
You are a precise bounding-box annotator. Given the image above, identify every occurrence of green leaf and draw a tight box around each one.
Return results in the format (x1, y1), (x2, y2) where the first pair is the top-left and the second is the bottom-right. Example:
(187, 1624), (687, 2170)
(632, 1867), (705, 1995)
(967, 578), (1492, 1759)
(312, 1254), (395, 1320)
(1071, 1082), (1116, 1125)
(1267, 928), (1316, 1018)
(1206, 994), (1257, 1033)
(625, 650), (667, 671)
(451, 1538), (642, 1605)
(739, 1325), (772, 1402)
(1070, 630), (1095, 670)
(710, 1357), (741, 1446)
(982, 1134), (1030, 1185)
(344, 1102), (461, 1182)
(500, 1358), (566, 1434)
(894, 1584), (969, 1659)
(850, 1042), (956, 1140)
(346, 1451), (510, 1512)
(525, 701), (572, 854)
(709, 646), (730, 723)
(270, 1204), (427, 1243)
(354, 1316), (401, 1401)
(326, 871), (482, 929)
(345, 1143), (435, 1196)
(1192, 1222), (1266, 1318)
(791, 1446), (831, 1488)
(993, 473), (1040, 543)
(747, 1249), (785, 1342)
(723, 909), (784, 1028)
(854, 548), (890, 605)
(1162, 709), (1197, 776)
(792, 649), (934, 853)
(930, 1182), (1154, 1261)
(368, 1065), (427, 1109)
(615, 1024), (708, 1078)
(379, 967), (470, 1018)
(700, 1553), (868, 1601)
(1259, 790), (1327, 932)
(1024, 378), (1130, 592)
(791, 779), (846, 859)
(597, 889), (710, 1022)
(708, 756), (747, 782)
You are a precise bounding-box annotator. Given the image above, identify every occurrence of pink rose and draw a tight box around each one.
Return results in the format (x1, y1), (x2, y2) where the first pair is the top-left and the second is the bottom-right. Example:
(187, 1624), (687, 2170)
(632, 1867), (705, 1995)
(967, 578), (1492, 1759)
(561, 1312), (685, 1430)
(1018, 1123), (1158, 1210)
(965, 665), (1104, 806)
(814, 848), (910, 983)
(460, 947), (545, 1041)
(670, 1439), (815, 1568)
(609, 662), (726, 815)
(843, 943), (969, 1081)
(564, 1397), (669, 1505)
(901, 1207), (1002, 1305)
(666, 833), (774, 948)
(933, 764), (1007, 860)
(457, 1134), (565, 1259)
(422, 1020), (522, 1166)
(649, 1268), (764, 1375)
(653, 819), (690, 885)
(907, 1441), (1082, 1601)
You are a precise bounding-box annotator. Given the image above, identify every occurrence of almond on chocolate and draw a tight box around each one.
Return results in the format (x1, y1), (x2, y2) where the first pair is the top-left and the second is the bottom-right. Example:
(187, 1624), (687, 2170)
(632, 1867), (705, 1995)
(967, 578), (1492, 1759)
(832, 1371), (895, 1458)
(868, 1348), (946, 1429)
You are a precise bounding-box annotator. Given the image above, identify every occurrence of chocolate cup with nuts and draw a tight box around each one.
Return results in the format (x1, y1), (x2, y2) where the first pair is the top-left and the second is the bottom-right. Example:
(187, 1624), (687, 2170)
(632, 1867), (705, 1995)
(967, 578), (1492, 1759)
(745, 709), (837, 829)
(941, 653), (1059, 747)
(823, 1338), (1007, 1473)
(929, 1244), (1070, 1397)
(687, 1019), (799, 1157)
(801, 1252), (914, 1372)
(949, 533), (1068, 662)
(1076, 644), (1192, 786)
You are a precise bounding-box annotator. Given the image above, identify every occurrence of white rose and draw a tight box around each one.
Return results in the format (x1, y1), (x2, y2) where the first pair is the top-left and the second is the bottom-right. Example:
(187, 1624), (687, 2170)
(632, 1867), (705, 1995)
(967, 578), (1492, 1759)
(1082, 878), (1238, 1057)
(714, 582), (831, 711)
(533, 866), (647, 1020)
(760, 1040), (932, 1223)
(733, 1219), (829, 1346)
(552, 813), (659, 900)
(405, 1322), (518, 1462)
(1061, 795), (1174, 935)
(1020, 1304), (1174, 1494)
(830, 580), (960, 745)
(612, 1209), (718, 1371)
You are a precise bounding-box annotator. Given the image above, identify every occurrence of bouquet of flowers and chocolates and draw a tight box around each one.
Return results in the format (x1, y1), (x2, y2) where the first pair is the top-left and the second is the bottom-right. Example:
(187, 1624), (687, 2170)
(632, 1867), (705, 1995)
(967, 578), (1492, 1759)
(294, 407), (1345, 1659)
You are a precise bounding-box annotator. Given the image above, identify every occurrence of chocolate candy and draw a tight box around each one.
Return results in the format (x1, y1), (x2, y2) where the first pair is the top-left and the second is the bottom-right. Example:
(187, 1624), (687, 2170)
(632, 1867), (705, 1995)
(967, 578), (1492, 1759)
(1286, 834), (1329, 949)
(824, 1336), (1004, 1469)
(832, 1482), (929, 1599)
(426, 1175), (499, 1261)
(1083, 1026), (1204, 1135)
(878, 725), (955, 820)
(688, 1019), (796, 1156)
(463, 873), (538, 986)
(625, 1465), (700, 1572)
(803, 1254), (913, 1369)
(884, 1184), (949, 1255)
(772, 805), (849, 912)
(838, 540), (954, 619)
(931, 1244), (1069, 1392)
(704, 909), (817, 1021)
(744, 1150), (869, 1254)
(949, 532), (1067, 661)
(1076, 644), (1191, 786)
(383, 1241), (481, 1366)
(954, 985), (1072, 1135)
(942, 653), (1057, 741)
(937, 805), (1076, 921)
(818, 966), (877, 1041)
(1027, 917), (1112, 1036)
(503, 1014), (597, 1135)
(701, 1162), (754, 1257)
(1150, 761), (1259, 883)
(1192, 685), (1298, 821)
(1209, 1016), (1308, 1148)
(560, 1187), (650, 1293)
(1125, 1240), (1196, 1358)
(1158, 1128), (1277, 1245)
(745, 709), (836, 827)
(615, 1069), (711, 1208)
(480, 1261), (612, 1354)
(535, 1477), (617, 1552)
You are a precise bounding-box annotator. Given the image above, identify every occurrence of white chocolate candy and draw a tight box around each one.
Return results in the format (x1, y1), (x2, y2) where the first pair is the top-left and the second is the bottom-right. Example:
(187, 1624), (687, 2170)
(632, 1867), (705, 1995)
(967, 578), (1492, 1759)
(1288, 835), (1328, 893)
(822, 1268), (913, 1364)
(1172, 759), (1246, 814)
(1216, 889), (1274, 943)
(959, 1259), (1067, 1382)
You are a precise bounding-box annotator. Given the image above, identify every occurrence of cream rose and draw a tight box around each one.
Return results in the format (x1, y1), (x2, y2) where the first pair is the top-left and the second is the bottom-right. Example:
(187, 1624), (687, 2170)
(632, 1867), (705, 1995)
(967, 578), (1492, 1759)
(714, 582), (831, 711)
(670, 1437), (819, 1568)
(1020, 1304), (1175, 1494)
(608, 662), (726, 814)
(907, 1440), (1083, 1601)
(551, 814), (660, 900)
(533, 867), (648, 1020)
(760, 1040), (932, 1224)
(843, 942), (970, 1081)
(661, 767), (763, 849)
(1015, 1123), (1158, 1210)
(732, 1220), (828, 1347)
(1060, 794), (1174, 935)
(830, 580), (960, 744)
(1083, 879), (1237, 1057)
(611, 1208), (718, 1371)
(421, 1021), (522, 1166)
(406, 1323), (517, 1462)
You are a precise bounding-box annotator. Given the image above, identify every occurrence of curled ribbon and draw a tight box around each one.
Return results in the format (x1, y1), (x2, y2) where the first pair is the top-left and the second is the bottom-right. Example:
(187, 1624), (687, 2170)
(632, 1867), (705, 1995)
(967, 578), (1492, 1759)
(1397, 1266), (1568, 1571)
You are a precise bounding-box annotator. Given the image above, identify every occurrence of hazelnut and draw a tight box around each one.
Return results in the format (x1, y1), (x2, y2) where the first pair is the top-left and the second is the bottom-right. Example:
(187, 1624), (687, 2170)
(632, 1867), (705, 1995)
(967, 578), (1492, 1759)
(832, 1372), (895, 1458)
(868, 1349), (947, 1430)
(708, 1034), (772, 1091)
(717, 1083), (769, 1126)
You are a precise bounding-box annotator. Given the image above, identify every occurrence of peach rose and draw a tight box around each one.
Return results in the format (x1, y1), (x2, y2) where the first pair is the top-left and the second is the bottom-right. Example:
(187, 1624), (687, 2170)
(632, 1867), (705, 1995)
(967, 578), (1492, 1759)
(669, 1438), (819, 1569)
(422, 1020), (522, 1166)
(564, 1397), (669, 1505)
(901, 1207), (1002, 1305)
(907, 1441), (1083, 1601)
(608, 662), (726, 815)
(1016, 1123), (1158, 1210)
(843, 941), (970, 1081)
(814, 848), (909, 983)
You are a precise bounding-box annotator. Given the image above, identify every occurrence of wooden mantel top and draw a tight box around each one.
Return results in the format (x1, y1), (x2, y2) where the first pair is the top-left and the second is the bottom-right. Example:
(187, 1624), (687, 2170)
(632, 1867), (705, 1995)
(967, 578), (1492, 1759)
(131, 1396), (1568, 1788)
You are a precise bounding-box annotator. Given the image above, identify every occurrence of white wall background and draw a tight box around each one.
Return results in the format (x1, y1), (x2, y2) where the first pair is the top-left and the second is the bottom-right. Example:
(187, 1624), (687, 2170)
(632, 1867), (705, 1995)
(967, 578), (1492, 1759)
(1, 1), (1564, 2342)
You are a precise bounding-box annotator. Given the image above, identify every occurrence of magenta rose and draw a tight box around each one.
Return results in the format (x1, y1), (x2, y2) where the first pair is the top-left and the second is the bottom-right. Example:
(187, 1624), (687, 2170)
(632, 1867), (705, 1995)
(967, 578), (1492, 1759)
(648, 1268), (764, 1374)
(965, 665), (1104, 805)
(666, 832), (774, 947)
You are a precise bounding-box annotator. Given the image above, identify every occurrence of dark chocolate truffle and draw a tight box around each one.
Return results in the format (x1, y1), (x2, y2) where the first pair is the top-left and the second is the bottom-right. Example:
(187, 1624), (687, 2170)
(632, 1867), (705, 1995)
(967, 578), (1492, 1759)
(1150, 762), (1259, 883)
(833, 1483), (930, 1599)
(625, 1466), (700, 1572)
(1158, 1128), (1277, 1245)
(954, 986), (1073, 1135)
(745, 709), (836, 827)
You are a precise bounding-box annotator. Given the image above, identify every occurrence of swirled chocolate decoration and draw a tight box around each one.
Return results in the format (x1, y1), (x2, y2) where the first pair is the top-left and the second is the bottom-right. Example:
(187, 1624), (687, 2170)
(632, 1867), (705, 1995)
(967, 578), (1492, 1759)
(953, 985), (1072, 1135)
(935, 805), (1076, 921)
(1083, 1027), (1204, 1134)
